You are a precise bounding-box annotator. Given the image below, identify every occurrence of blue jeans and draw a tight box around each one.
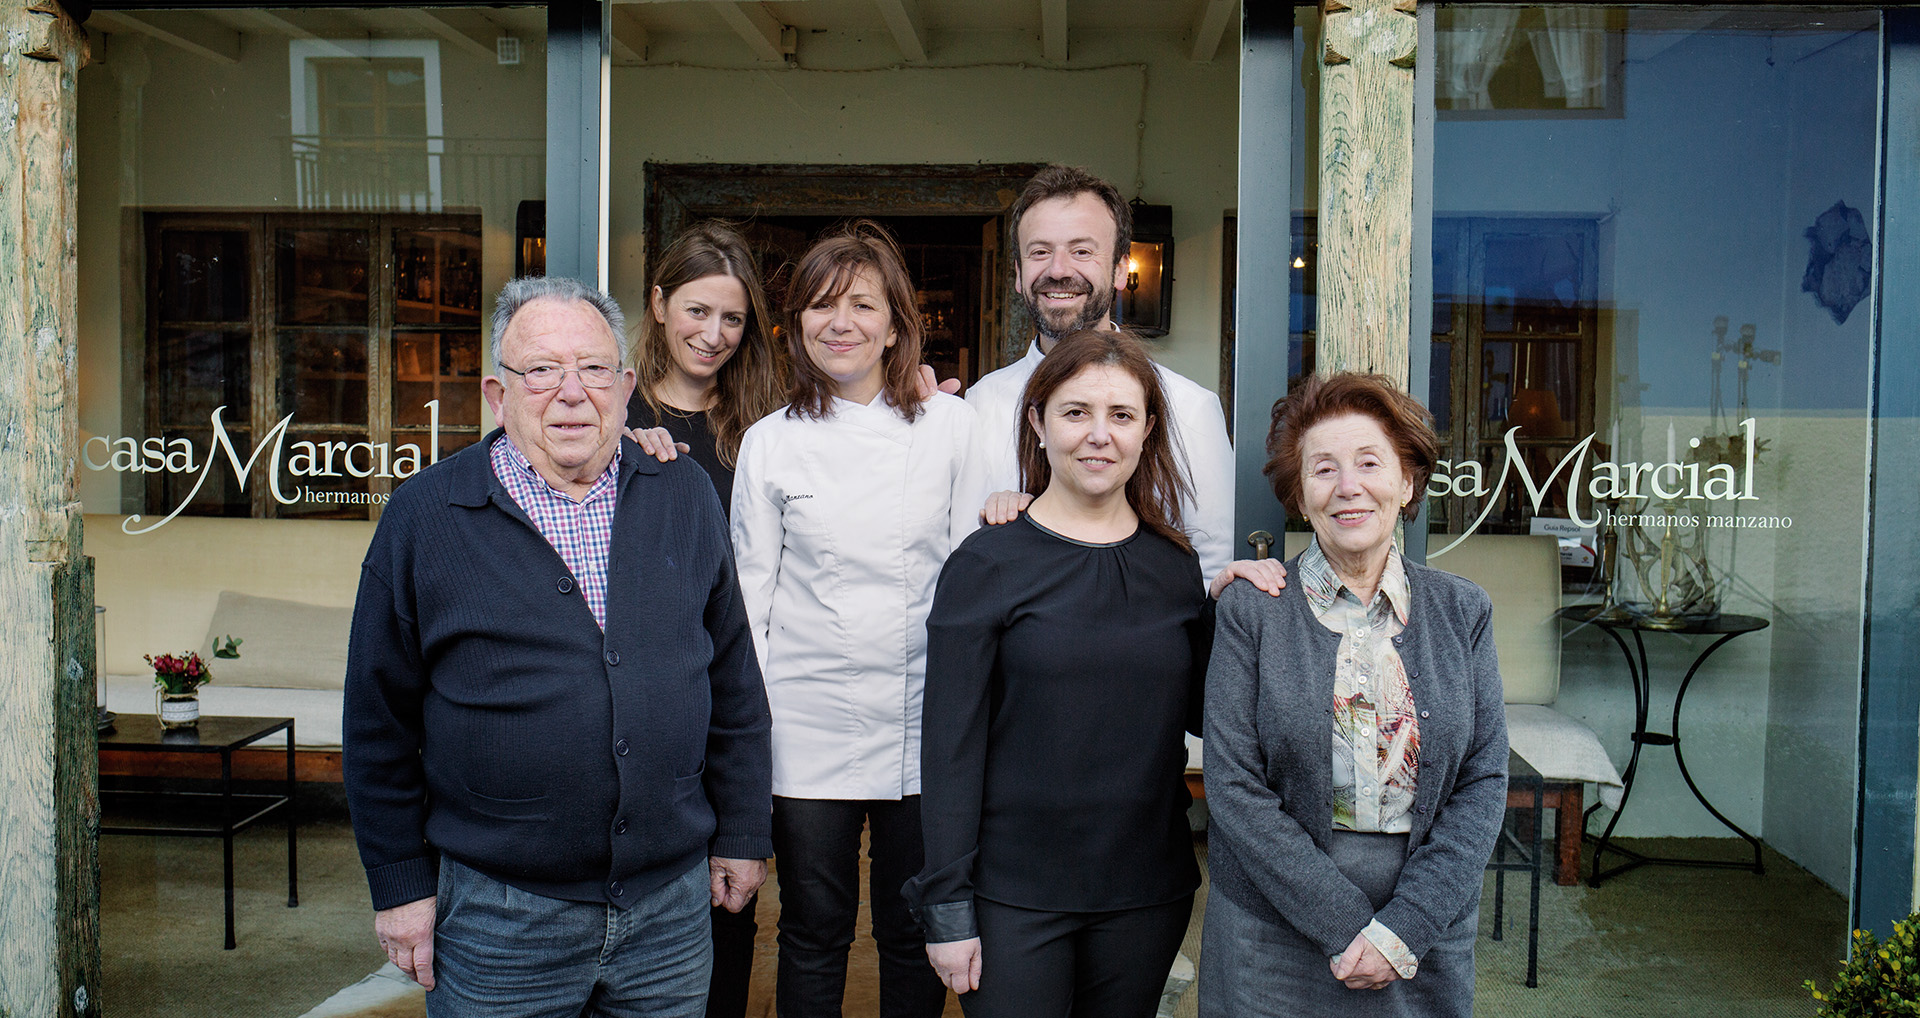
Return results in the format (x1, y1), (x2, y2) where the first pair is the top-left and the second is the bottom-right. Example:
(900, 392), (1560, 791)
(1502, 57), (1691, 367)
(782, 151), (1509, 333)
(427, 855), (713, 1018)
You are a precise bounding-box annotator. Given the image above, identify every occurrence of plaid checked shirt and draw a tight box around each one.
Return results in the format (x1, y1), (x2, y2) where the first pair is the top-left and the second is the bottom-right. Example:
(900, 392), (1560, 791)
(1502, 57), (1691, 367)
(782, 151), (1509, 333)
(491, 434), (621, 630)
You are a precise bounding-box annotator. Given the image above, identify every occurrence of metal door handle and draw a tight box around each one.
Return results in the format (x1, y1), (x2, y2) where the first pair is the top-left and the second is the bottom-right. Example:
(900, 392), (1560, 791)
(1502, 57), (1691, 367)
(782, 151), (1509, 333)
(1247, 530), (1274, 560)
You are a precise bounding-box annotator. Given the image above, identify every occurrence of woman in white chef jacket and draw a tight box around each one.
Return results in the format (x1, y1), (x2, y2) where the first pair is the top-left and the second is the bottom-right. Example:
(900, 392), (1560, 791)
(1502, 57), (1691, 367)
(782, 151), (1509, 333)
(731, 221), (989, 1018)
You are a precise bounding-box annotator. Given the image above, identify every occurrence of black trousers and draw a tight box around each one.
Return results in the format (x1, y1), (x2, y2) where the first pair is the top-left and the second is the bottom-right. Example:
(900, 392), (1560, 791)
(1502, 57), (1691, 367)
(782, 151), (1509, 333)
(771, 796), (947, 1018)
(958, 895), (1194, 1018)
(706, 896), (757, 1018)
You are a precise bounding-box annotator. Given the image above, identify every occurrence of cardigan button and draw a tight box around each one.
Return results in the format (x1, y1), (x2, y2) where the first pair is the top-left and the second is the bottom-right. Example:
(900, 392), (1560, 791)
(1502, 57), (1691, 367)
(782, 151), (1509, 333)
(610, 881), (625, 898)
(605, 649), (621, 667)
(558, 576), (575, 593)
(615, 738), (630, 757)
(1420, 710), (1430, 719)
(614, 818), (629, 836)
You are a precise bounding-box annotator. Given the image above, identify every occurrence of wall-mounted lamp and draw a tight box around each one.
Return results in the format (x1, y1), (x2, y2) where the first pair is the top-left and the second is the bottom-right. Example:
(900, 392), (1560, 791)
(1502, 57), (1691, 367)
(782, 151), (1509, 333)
(515, 200), (546, 277)
(1123, 199), (1174, 338)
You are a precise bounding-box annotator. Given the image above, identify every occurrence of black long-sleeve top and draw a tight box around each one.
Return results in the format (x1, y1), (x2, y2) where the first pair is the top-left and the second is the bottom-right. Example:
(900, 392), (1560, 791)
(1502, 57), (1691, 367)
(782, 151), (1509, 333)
(627, 395), (733, 509)
(905, 513), (1210, 941)
(343, 430), (773, 912)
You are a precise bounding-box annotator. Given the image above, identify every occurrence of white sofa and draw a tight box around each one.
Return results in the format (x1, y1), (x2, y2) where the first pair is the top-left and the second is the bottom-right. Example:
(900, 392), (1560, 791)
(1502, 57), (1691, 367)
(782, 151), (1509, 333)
(89, 515), (370, 769)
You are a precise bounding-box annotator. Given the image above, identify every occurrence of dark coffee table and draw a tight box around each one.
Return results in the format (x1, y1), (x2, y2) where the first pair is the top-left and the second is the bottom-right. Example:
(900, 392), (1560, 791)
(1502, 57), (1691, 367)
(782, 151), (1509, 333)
(98, 714), (298, 949)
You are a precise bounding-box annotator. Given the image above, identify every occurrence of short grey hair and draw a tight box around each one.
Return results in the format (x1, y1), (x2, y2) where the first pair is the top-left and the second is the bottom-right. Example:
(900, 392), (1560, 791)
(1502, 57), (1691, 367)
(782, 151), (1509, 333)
(489, 276), (627, 371)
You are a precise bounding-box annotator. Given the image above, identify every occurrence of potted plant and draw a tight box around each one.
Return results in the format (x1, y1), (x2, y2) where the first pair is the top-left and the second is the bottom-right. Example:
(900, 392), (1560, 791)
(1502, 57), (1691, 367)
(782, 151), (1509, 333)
(1806, 913), (1920, 1016)
(146, 649), (213, 729)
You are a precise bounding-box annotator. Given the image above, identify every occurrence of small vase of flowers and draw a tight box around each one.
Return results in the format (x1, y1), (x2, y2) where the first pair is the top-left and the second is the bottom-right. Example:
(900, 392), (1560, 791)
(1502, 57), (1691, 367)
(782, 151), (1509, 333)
(147, 650), (213, 729)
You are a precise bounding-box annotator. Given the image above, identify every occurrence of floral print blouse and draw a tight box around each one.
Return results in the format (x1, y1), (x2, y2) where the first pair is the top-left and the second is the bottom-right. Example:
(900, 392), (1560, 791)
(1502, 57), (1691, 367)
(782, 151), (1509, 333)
(1299, 536), (1422, 977)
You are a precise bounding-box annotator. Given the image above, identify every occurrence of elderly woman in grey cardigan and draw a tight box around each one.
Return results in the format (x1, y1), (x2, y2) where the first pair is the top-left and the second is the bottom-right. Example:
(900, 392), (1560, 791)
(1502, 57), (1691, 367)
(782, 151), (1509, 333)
(1200, 372), (1508, 1018)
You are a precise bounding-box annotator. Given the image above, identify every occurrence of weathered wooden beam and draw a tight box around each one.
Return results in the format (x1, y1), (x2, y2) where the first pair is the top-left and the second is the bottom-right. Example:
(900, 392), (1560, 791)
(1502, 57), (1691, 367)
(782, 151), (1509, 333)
(714, 2), (793, 64)
(1317, 0), (1417, 383)
(209, 8), (319, 41)
(610, 5), (649, 64)
(1190, 0), (1236, 63)
(874, 0), (927, 63)
(1040, 0), (1067, 62)
(87, 9), (239, 65)
(1, 4), (97, 1017)
(399, 9), (497, 62)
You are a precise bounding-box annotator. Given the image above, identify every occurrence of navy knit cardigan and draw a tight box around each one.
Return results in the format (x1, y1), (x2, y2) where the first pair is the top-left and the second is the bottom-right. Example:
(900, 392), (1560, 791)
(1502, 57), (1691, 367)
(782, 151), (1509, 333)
(344, 430), (773, 911)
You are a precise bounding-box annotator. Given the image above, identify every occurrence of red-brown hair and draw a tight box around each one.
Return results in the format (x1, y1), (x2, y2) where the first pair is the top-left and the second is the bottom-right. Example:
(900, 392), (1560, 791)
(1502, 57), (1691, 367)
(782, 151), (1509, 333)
(781, 221), (926, 422)
(1018, 329), (1192, 552)
(1264, 372), (1439, 522)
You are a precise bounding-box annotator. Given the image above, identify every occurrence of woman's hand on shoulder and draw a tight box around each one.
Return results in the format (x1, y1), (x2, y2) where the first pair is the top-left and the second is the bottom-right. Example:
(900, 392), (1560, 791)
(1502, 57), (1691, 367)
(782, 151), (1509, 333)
(978, 490), (1033, 526)
(1330, 933), (1402, 990)
(926, 937), (982, 994)
(625, 426), (690, 463)
(1210, 558), (1289, 600)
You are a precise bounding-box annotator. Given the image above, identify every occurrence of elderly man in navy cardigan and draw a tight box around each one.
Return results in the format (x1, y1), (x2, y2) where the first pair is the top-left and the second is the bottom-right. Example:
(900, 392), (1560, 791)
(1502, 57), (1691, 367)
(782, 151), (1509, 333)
(344, 276), (772, 1017)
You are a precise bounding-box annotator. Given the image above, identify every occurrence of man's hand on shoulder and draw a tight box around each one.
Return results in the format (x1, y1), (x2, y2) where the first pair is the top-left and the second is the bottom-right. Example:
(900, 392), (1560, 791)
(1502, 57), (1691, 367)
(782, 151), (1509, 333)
(915, 363), (962, 399)
(978, 489), (1033, 526)
(376, 896), (437, 989)
(710, 856), (767, 913)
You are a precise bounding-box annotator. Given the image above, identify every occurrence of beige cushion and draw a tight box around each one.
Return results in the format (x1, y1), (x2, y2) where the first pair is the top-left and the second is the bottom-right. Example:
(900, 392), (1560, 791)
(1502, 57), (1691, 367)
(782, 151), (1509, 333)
(1428, 535), (1562, 705)
(199, 591), (352, 690)
(1280, 531), (1562, 704)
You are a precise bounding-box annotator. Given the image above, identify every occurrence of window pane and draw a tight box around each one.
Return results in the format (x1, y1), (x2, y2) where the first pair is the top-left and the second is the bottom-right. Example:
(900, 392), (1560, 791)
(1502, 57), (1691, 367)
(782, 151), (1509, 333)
(277, 229), (369, 325)
(394, 228), (483, 324)
(278, 330), (369, 425)
(142, 426), (250, 519)
(153, 328), (249, 428)
(394, 331), (483, 428)
(277, 428), (380, 520)
(156, 230), (249, 323)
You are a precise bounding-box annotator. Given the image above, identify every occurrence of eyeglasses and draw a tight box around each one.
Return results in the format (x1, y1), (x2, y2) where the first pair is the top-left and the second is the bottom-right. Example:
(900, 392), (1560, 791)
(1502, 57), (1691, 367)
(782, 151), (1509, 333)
(499, 363), (621, 391)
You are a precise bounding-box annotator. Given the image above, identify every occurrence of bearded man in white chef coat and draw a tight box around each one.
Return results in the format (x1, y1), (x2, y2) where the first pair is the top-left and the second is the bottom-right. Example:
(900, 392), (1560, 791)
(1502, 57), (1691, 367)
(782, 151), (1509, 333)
(965, 165), (1239, 580)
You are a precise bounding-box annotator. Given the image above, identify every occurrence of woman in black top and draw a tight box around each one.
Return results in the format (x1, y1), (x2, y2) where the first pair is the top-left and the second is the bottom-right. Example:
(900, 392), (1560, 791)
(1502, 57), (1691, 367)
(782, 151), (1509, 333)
(626, 221), (787, 504)
(624, 221), (786, 1018)
(906, 329), (1278, 1017)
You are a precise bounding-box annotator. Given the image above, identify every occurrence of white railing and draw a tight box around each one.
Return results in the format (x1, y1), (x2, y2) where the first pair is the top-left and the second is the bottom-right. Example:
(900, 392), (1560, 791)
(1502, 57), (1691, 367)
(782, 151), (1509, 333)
(283, 135), (545, 212)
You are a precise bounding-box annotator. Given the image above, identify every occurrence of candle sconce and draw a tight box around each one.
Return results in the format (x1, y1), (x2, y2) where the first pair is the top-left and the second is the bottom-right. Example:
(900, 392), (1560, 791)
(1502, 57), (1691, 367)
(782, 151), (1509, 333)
(1122, 199), (1174, 337)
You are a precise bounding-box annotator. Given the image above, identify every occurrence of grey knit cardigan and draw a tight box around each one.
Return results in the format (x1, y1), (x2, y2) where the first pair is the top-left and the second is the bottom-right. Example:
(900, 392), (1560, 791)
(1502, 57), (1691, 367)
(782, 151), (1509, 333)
(1202, 554), (1510, 960)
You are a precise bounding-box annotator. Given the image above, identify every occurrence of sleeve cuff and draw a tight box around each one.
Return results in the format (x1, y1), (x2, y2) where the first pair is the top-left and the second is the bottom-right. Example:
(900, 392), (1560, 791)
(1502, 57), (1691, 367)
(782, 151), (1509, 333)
(709, 833), (774, 861)
(366, 856), (439, 912)
(911, 900), (978, 943)
(1362, 920), (1419, 979)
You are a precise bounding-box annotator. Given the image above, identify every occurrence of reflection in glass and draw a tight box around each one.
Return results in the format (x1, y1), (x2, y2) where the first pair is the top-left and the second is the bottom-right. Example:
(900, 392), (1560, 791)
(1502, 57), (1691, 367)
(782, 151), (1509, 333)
(393, 332), (482, 429)
(158, 230), (249, 323)
(394, 229), (482, 324)
(278, 330), (369, 425)
(277, 229), (370, 325)
(154, 329), (249, 429)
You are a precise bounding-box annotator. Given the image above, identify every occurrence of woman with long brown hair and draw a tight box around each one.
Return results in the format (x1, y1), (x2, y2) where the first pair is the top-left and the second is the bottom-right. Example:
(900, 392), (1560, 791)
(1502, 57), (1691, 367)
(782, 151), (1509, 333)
(730, 220), (990, 1018)
(905, 328), (1217, 1017)
(627, 220), (787, 502)
(624, 221), (787, 1018)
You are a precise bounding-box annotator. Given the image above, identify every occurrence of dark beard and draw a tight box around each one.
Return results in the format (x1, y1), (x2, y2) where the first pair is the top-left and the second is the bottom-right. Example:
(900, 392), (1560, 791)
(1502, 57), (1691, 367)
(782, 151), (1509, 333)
(1017, 279), (1116, 344)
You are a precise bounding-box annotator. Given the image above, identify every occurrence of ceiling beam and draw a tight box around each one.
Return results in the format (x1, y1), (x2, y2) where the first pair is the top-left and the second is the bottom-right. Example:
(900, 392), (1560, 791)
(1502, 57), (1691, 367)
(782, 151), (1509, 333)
(714, 3), (794, 64)
(399, 10), (497, 62)
(874, 0), (927, 63)
(1190, 0), (1235, 62)
(1040, 0), (1067, 62)
(610, 6), (650, 63)
(89, 10), (240, 65)
(210, 9), (317, 41)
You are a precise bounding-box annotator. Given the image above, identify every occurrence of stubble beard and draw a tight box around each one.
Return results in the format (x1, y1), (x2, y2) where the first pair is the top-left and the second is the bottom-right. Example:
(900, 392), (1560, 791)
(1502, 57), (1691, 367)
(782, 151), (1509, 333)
(1018, 279), (1117, 346)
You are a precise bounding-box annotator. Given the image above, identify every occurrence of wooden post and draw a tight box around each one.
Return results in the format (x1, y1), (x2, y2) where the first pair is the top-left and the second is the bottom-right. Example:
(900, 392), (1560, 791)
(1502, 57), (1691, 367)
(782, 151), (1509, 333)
(1318, 0), (1418, 385)
(0, 2), (97, 1017)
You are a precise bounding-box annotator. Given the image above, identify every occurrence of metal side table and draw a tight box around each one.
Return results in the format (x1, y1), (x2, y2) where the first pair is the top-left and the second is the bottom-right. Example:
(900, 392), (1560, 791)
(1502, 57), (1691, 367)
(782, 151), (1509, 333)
(1489, 749), (1543, 988)
(98, 715), (299, 949)
(1556, 606), (1769, 886)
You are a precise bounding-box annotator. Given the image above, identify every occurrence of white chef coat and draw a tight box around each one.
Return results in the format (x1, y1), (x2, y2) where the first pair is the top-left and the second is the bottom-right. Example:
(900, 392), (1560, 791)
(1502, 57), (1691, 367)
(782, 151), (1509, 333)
(965, 340), (1238, 582)
(731, 390), (989, 800)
